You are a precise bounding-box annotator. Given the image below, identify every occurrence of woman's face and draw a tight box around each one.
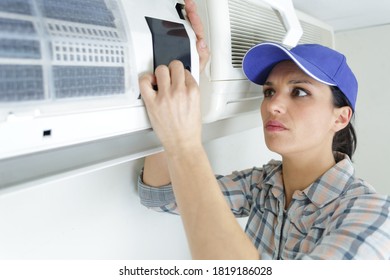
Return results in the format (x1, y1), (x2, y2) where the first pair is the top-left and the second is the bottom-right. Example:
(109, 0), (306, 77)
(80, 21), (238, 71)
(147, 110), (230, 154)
(260, 60), (340, 158)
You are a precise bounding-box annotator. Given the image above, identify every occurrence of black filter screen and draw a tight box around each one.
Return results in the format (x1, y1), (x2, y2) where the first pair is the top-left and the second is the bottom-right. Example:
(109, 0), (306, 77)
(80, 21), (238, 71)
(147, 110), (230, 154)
(146, 17), (191, 72)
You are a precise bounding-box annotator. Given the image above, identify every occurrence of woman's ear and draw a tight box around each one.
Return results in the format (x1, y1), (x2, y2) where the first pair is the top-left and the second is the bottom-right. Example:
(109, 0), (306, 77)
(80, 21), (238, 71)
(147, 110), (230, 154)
(333, 106), (353, 132)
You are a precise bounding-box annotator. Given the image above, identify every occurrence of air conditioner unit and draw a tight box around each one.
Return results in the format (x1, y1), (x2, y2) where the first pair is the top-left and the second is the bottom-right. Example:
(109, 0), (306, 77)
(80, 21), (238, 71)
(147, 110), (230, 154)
(0, 0), (333, 160)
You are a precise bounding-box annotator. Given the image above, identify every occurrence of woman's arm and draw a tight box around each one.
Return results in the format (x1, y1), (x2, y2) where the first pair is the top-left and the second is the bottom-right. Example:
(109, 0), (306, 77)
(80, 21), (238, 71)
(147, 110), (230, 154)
(166, 144), (259, 259)
(141, 0), (210, 188)
(143, 152), (170, 187)
(140, 57), (258, 260)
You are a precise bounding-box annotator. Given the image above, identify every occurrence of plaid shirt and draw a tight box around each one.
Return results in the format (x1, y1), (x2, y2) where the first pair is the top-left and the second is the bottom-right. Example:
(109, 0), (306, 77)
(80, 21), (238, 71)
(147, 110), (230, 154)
(138, 153), (390, 259)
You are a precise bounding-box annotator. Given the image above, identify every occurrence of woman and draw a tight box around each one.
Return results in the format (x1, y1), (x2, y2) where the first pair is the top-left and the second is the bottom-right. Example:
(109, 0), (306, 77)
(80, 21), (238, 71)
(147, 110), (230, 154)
(138, 0), (390, 259)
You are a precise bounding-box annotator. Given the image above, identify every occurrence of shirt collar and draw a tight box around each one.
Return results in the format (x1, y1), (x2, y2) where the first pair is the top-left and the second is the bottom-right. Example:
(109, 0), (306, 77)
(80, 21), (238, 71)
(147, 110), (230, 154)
(302, 152), (355, 208)
(263, 160), (284, 200)
(263, 153), (355, 208)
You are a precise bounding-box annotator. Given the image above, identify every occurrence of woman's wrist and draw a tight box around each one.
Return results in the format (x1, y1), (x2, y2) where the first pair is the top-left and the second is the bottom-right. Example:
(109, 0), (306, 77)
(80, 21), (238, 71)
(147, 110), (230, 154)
(164, 140), (204, 161)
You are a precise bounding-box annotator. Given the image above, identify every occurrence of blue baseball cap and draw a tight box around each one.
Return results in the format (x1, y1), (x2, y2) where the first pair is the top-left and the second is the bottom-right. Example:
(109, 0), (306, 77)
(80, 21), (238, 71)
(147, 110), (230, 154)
(242, 42), (358, 110)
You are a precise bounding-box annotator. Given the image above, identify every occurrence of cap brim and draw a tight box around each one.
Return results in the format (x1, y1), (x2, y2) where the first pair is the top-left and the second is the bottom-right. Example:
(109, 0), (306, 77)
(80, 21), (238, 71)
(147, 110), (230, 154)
(242, 42), (337, 86)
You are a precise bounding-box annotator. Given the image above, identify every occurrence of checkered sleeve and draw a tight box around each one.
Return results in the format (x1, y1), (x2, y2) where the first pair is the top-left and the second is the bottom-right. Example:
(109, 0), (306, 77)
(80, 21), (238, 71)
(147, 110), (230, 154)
(137, 172), (179, 215)
(138, 166), (265, 217)
(297, 193), (390, 260)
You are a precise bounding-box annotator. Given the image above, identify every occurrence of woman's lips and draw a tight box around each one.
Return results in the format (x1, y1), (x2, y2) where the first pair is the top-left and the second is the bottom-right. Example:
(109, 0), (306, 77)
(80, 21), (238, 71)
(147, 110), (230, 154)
(265, 120), (287, 132)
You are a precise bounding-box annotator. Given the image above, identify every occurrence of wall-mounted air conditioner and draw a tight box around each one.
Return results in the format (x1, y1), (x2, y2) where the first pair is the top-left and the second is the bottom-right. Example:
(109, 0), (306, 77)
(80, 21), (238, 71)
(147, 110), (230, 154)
(0, 0), (333, 160)
(0, 0), (199, 160)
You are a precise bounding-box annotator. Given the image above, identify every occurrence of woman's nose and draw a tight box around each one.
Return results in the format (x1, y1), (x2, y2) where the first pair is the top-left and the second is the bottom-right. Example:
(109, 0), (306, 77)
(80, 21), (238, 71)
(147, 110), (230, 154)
(266, 92), (287, 114)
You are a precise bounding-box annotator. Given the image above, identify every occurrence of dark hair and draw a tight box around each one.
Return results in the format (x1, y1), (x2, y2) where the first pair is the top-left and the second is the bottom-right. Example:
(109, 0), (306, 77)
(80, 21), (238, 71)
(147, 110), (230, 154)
(331, 86), (357, 160)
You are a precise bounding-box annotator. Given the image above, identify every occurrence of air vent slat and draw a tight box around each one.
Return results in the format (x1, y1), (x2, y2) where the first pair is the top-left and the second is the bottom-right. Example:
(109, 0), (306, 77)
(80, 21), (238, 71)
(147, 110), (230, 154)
(228, 0), (333, 68)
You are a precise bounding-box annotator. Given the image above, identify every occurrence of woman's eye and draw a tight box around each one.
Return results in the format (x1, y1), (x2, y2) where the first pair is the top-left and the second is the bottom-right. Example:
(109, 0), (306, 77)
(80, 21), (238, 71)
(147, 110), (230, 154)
(263, 88), (274, 98)
(293, 88), (309, 97)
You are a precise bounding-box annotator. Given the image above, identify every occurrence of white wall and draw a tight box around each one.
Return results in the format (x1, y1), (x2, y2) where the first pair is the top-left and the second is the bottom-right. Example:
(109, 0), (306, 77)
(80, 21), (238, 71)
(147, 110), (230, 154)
(0, 159), (191, 259)
(336, 25), (390, 195)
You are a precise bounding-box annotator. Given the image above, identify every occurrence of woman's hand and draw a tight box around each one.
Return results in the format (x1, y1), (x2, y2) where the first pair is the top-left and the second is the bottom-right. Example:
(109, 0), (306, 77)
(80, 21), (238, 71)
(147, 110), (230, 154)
(140, 60), (202, 155)
(140, 0), (209, 155)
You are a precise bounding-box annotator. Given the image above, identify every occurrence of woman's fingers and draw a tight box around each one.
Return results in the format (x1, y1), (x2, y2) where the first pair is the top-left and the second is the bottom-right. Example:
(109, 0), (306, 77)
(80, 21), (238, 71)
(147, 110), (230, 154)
(139, 73), (157, 106)
(185, 0), (210, 72)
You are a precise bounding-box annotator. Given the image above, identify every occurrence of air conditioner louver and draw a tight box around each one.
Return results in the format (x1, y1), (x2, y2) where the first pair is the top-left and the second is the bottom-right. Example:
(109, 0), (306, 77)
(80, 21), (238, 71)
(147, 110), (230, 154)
(229, 0), (333, 68)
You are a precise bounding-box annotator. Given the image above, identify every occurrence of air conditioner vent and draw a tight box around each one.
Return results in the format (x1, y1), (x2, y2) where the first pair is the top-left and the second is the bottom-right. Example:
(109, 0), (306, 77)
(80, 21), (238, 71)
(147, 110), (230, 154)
(229, 0), (286, 68)
(229, 0), (333, 68)
(299, 20), (333, 46)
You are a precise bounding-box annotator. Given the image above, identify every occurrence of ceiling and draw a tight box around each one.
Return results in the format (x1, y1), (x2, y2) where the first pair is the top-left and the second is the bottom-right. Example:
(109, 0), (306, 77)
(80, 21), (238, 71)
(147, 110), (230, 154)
(292, 0), (390, 32)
